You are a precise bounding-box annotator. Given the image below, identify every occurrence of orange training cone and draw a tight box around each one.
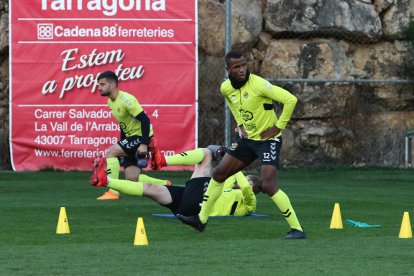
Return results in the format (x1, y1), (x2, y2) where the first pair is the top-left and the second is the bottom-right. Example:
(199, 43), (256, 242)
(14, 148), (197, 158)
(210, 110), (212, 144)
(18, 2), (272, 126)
(134, 217), (148, 246)
(56, 207), (70, 234)
(330, 203), (343, 229)
(399, 212), (412, 239)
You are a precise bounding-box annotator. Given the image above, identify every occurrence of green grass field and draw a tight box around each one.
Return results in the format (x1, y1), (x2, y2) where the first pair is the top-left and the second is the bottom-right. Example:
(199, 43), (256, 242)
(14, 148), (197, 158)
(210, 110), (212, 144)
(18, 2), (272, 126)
(0, 168), (413, 275)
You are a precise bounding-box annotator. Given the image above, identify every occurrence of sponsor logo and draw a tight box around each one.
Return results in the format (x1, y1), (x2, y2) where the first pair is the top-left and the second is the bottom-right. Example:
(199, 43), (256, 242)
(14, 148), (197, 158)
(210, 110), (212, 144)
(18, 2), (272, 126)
(270, 142), (277, 160)
(126, 139), (140, 149)
(244, 124), (256, 131)
(240, 109), (253, 121)
(262, 81), (273, 90)
(38, 23), (54, 39)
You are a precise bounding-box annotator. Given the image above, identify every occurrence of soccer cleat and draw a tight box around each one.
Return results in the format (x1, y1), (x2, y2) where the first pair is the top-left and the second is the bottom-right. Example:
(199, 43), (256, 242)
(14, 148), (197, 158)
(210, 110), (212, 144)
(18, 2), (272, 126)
(149, 137), (166, 170)
(176, 214), (206, 232)
(97, 191), (120, 200)
(284, 228), (307, 239)
(165, 180), (172, 186)
(90, 155), (108, 187)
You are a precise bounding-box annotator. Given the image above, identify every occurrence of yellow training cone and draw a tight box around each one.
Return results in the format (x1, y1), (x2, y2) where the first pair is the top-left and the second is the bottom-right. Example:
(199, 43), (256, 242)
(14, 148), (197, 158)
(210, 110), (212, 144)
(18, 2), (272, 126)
(56, 207), (70, 234)
(134, 217), (148, 246)
(399, 212), (412, 239)
(330, 203), (343, 229)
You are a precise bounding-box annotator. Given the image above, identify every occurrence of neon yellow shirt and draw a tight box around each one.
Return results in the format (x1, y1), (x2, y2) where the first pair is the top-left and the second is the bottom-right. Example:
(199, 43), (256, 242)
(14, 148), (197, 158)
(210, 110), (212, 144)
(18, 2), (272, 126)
(220, 74), (297, 140)
(108, 90), (153, 138)
(210, 172), (256, 216)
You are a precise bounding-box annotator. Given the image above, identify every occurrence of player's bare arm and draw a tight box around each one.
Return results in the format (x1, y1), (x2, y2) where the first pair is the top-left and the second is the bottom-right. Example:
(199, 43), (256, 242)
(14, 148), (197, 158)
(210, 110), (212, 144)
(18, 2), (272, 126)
(260, 126), (281, 140)
(137, 144), (148, 158)
(235, 125), (248, 138)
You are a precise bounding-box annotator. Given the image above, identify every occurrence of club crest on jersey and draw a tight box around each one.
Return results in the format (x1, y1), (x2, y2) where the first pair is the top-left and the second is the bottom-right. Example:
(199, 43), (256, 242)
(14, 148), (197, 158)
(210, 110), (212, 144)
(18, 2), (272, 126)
(231, 142), (238, 150)
(242, 91), (249, 99)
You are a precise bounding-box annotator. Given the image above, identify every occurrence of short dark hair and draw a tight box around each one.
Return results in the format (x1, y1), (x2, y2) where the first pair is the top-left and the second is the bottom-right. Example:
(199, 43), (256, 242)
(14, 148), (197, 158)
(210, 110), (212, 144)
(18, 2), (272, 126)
(97, 71), (118, 86)
(225, 51), (244, 66)
(206, 145), (228, 162)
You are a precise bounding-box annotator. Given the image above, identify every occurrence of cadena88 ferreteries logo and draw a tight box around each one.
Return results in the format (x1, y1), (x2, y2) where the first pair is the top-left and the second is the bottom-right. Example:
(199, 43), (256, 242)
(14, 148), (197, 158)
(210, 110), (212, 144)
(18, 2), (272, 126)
(37, 24), (54, 40)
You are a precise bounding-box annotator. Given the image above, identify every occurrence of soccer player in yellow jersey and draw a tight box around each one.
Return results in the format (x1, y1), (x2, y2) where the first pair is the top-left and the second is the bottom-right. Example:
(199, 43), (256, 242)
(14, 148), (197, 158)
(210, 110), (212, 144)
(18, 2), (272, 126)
(90, 71), (167, 200)
(177, 51), (306, 239)
(91, 145), (260, 217)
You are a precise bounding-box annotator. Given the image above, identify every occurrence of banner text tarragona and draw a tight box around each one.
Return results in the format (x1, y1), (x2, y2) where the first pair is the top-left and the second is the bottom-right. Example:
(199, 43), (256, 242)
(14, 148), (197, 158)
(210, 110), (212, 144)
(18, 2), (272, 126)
(41, 0), (167, 16)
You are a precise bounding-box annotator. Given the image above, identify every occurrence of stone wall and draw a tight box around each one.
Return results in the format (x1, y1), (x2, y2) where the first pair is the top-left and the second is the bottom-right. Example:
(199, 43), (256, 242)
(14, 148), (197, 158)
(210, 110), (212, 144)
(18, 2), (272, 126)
(198, 0), (414, 167)
(1, 0), (413, 169)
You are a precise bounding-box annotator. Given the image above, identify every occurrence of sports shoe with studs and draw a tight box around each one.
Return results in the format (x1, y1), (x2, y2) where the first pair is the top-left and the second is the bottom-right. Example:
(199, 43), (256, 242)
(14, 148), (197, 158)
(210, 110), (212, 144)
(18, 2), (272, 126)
(90, 155), (108, 187)
(176, 214), (206, 232)
(284, 228), (307, 239)
(149, 137), (166, 170)
(97, 190), (120, 200)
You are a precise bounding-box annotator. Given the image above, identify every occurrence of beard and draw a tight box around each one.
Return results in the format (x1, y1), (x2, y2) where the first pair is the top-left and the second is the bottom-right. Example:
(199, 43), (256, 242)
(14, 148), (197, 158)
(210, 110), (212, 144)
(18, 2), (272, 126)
(100, 90), (110, 96)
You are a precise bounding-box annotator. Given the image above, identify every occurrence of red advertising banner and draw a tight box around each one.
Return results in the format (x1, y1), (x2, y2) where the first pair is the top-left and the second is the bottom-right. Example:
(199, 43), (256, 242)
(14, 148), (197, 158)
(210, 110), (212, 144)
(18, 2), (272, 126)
(10, 0), (197, 171)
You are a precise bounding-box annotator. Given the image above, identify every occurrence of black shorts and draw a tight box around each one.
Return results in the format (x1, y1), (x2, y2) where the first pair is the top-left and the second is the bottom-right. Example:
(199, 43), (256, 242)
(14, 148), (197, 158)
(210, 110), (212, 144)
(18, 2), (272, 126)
(162, 177), (211, 216)
(228, 137), (282, 168)
(118, 136), (153, 168)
